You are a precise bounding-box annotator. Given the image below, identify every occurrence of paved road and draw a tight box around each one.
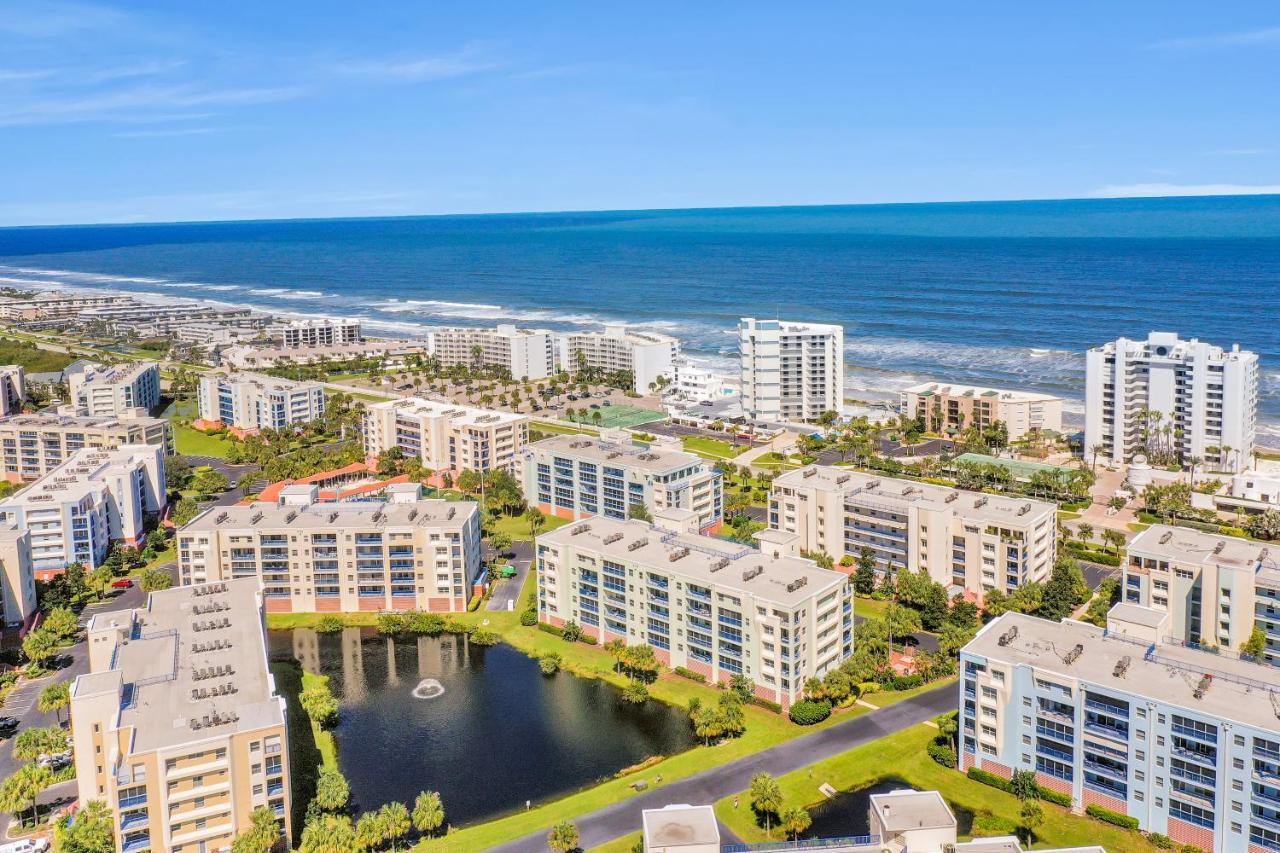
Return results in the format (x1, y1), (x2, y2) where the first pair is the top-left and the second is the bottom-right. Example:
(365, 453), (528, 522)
(488, 541), (534, 612)
(492, 682), (956, 852)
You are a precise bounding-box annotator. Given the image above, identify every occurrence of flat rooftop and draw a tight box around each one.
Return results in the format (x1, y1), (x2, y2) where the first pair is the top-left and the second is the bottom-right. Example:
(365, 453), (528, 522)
(75, 578), (282, 751)
(964, 611), (1280, 732)
(210, 371), (324, 392)
(903, 381), (1060, 402)
(641, 804), (719, 848)
(369, 396), (526, 426)
(3, 445), (153, 506)
(0, 412), (167, 430)
(181, 496), (478, 532)
(527, 434), (708, 475)
(538, 516), (846, 607)
(1128, 523), (1274, 572)
(870, 788), (954, 833)
(773, 465), (1056, 526)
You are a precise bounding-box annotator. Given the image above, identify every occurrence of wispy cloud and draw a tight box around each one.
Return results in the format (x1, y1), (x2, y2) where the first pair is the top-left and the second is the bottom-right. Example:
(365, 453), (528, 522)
(111, 125), (227, 139)
(1090, 182), (1280, 198)
(335, 45), (500, 82)
(0, 68), (59, 83)
(0, 1), (126, 38)
(0, 85), (305, 126)
(82, 60), (187, 84)
(1204, 147), (1272, 157)
(1148, 26), (1280, 49)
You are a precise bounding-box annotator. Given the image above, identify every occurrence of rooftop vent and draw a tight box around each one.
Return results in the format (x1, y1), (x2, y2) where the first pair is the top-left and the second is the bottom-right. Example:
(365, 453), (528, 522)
(998, 626), (1019, 647)
(785, 577), (808, 593)
(571, 523), (591, 536)
(742, 566), (763, 582)
(285, 511), (297, 524)
(1113, 656), (1131, 678)
(710, 557), (729, 572)
(1213, 541), (1226, 555)
(1063, 644), (1084, 665)
(447, 507), (456, 520)
(328, 512), (339, 524)
(945, 492), (959, 503)
(835, 474), (850, 485)
(250, 512), (263, 525)
(215, 512), (229, 524)
(189, 710), (239, 730)
(974, 497), (988, 509)
(603, 532), (623, 545)
(627, 538), (648, 552)
(1018, 503), (1031, 516)
(802, 468), (817, 478)
(1194, 674), (1212, 700)
(865, 480), (880, 490)
(407, 509), (418, 521)
(668, 547), (690, 562)
(1159, 531), (1173, 545)
(607, 451), (623, 459)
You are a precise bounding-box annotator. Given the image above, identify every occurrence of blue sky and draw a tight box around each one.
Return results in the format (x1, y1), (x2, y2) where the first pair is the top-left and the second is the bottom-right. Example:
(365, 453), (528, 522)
(1, 1), (1278, 225)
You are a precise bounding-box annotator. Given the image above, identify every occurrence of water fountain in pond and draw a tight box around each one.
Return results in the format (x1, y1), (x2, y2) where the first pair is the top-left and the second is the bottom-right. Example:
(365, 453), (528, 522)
(411, 678), (445, 699)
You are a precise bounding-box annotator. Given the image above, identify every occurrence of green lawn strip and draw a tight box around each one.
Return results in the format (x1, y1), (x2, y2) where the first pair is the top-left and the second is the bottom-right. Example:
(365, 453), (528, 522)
(269, 659), (324, 842)
(681, 436), (746, 460)
(540, 419), (600, 435)
(490, 511), (571, 542)
(712, 724), (1159, 852)
(172, 423), (234, 458)
(590, 831), (641, 852)
(302, 671), (339, 771)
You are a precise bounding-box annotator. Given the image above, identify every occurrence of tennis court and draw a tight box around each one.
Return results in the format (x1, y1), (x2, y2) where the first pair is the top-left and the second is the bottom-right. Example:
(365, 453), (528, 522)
(563, 403), (665, 429)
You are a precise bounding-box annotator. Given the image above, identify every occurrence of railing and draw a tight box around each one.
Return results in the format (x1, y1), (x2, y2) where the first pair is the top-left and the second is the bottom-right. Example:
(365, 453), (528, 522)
(1083, 721), (1128, 742)
(722, 835), (880, 852)
(1172, 722), (1218, 744)
(1084, 779), (1126, 799)
(1038, 743), (1074, 762)
(1085, 698), (1129, 718)
(1084, 758), (1129, 781)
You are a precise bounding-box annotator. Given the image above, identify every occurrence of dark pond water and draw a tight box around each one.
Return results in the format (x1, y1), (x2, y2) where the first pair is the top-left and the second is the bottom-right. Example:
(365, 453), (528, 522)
(804, 780), (974, 839)
(268, 628), (695, 826)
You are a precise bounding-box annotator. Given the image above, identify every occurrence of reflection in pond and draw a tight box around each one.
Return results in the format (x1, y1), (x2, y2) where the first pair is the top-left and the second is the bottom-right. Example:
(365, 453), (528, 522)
(270, 628), (695, 826)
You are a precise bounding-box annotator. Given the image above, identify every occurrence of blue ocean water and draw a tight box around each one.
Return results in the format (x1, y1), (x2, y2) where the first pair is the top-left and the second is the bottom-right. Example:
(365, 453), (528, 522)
(1, 195), (1278, 437)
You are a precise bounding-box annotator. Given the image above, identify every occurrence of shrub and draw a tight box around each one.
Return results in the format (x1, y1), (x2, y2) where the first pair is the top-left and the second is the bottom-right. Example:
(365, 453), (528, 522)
(839, 555), (854, 567)
(538, 653), (561, 675)
(560, 621), (583, 642)
(315, 615), (344, 634)
(406, 612), (446, 635)
(967, 767), (1013, 794)
(1039, 786), (1071, 807)
(1219, 525), (1247, 538)
(578, 632), (597, 645)
(672, 666), (706, 683)
(748, 696), (783, 714)
(376, 612), (407, 635)
(467, 594), (483, 611)
(926, 740), (957, 768)
(885, 674), (924, 691)
(971, 813), (1018, 837)
(788, 699), (832, 726)
(1086, 804), (1139, 830)
(1146, 834), (1174, 850)
(623, 680), (649, 704)
(469, 629), (500, 647)
(537, 622), (564, 638)
(519, 608), (537, 627)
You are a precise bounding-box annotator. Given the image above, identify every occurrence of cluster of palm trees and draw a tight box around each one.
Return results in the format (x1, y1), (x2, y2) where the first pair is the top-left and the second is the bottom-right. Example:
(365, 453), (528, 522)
(748, 772), (812, 841)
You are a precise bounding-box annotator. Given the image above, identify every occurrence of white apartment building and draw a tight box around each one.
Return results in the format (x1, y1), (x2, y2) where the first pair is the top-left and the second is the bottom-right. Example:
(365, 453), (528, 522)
(71, 579), (291, 853)
(197, 372), (326, 432)
(177, 489), (482, 613)
(0, 445), (166, 572)
(1230, 468), (1280, 508)
(768, 466), (1056, 597)
(739, 318), (844, 423)
(67, 361), (161, 417)
(670, 358), (738, 404)
(1085, 332), (1259, 474)
(0, 291), (132, 322)
(1122, 523), (1279, 665)
(270, 318), (362, 349)
(220, 340), (427, 370)
(900, 381), (1064, 441)
(0, 523), (36, 627)
(0, 412), (171, 482)
(559, 324), (679, 393)
(960, 606), (1280, 853)
(0, 365), (25, 416)
(536, 512), (853, 709)
(522, 433), (723, 530)
(429, 324), (555, 380)
(362, 397), (528, 474)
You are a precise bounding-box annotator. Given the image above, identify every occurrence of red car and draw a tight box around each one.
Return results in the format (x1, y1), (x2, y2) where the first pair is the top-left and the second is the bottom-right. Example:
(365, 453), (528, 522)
(111, 578), (134, 590)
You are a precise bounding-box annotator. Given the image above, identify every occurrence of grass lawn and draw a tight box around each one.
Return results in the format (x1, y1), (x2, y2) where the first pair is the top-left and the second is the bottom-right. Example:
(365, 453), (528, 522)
(590, 832), (641, 852)
(713, 723), (1161, 852)
(302, 670), (339, 771)
(490, 511), (572, 542)
(270, 659), (324, 840)
(751, 451), (803, 472)
(533, 419), (599, 436)
(1056, 510), (1081, 520)
(172, 422), (235, 458)
(1127, 522), (1151, 533)
(852, 595), (891, 621)
(681, 435), (744, 460)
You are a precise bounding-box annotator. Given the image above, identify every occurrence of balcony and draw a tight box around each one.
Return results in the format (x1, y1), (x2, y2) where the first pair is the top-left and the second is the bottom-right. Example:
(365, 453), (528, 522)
(119, 810), (149, 831)
(121, 834), (151, 853)
(1172, 722), (1218, 744)
(119, 793), (148, 809)
(1083, 721), (1128, 743)
(1084, 758), (1129, 782)
(1037, 742), (1074, 763)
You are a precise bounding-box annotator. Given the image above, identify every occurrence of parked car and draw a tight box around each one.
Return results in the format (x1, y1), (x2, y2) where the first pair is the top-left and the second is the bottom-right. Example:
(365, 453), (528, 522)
(0, 839), (50, 853)
(602, 401), (612, 407)
(699, 400), (714, 406)
(111, 578), (133, 589)
(589, 404), (600, 409)
(567, 394), (578, 401)
(0, 717), (18, 735)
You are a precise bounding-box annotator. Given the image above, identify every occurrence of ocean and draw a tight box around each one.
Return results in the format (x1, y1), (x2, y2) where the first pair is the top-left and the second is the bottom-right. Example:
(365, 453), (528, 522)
(1, 195), (1278, 441)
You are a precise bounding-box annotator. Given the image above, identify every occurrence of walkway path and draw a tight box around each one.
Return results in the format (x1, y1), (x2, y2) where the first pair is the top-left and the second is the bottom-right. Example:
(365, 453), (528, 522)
(491, 682), (956, 852)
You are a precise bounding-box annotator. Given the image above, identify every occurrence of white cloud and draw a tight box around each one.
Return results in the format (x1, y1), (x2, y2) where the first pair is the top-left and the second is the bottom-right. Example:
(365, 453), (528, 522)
(111, 126), (226, 139)
(1089, 182), (1280, 198)
(1204, 148), (1272, 157)
(0, 68), (59, 83)
(0, 85), (304, 126)
(335, 45), (499, 82)
(1148, 26), (1280, 49)
(0, 1), (126, 38)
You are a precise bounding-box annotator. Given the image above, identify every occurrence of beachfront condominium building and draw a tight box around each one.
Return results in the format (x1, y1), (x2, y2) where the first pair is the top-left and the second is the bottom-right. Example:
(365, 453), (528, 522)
(670, 357), (737, 404)
(738, 318), (844, 423)
(362, 397), (528, 474)
(768, 465), (1056, 597)
(197, 371), (326, 433)
(536, 512), (852, 709)
(67, 361), (161, 417)
(176, 487), (482, 613)
(559, 324), (680, 393)
(1122, 523), (1279, 665)
(0, 411), (172, 482)
(270, 317), (361, 348)
(0, 365), (25, 416)
(521, 433), (723, 530)
(1085, 331), (1259, 474)
(70, 578), (291, 853)
(0, 445), (165, 572)
(430, 324), (555, 380)
(900, 381), (1064, 442)
(959, 606), (1280, 853)
(0, 291), (132, 322)
(0, 523), (36, 627)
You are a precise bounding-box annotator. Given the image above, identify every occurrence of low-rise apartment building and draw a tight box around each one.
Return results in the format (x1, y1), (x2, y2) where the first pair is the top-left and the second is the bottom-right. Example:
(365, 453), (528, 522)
(536, 513), (853, 709)
(220, 340), (428, 370)
(271, 318), (361, 348)
(768, 465), (1056, 597)
(176, 488), (482, 613)
(960, 606), (1280, 853)
(197, 371), (326, 433)
(67, 361), (160, 416)
(900, 381), (1064, 441)
(0, 411), (172, 482)
(0, 365), (25, 416)
(0, 291), (131, 322)
(0, 445), (166, 572)
(429, 324), (555, 380)
(0, 523), (37, 627)
(1123, 523), (1279, 665)
(362, 397), (527, 474)
(559, 324), (679, 393)
(739, 318), (845, 423)
(522, 434), (723, 531)
(70, 579), (291, 853)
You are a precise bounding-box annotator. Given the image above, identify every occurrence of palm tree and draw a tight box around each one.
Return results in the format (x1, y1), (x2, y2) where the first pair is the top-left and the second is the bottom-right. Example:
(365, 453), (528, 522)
(355, 812), (383, 851)
(1089, 443), (1105, 474)
(749, 772), (783, 837)
(232, 806), (281, 853)
(781, 805), (812, 841)
(547, 821), (579, 853)
(1187, 455), (1202, 485)
(37, 682), (70, 726)
(1077, 522), (1094, 544)
(412, 791), (445, 838)
(379, 802), (410, 852)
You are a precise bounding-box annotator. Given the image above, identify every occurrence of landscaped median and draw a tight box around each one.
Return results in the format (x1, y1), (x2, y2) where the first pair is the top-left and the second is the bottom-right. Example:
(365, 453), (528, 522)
(712, 723), (1163, 852)
(267, 576), (951, 853)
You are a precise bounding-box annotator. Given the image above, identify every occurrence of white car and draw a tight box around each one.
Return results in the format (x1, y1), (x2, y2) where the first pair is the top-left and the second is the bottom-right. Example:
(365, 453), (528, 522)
(0, 839), (50, 853)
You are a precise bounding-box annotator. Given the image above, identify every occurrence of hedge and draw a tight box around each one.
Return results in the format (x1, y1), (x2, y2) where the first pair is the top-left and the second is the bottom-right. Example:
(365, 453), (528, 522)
(748, 695), (783, 714)
(1086, 804), (1139, 830)
(789, 699), (832, 725)
(519, 608), (537, 627)
(1062, 543), (1122, 567)
(883, 674), (924, 691)
(537, 622), (564, 638)
(967, 767), (1012, 793)
(926, 740), (957, 768)
(672, 666), (706, 683)
(1039, 786), (1072, 808)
